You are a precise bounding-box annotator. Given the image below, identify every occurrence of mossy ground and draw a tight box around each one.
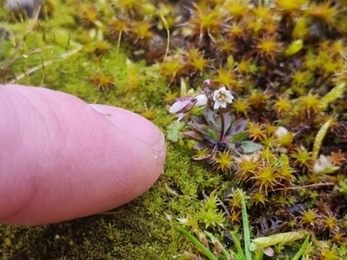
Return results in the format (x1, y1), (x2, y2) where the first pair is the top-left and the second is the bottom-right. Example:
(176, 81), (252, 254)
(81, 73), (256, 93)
(2, 0), (347, 259)
(0, 1), (222, 259)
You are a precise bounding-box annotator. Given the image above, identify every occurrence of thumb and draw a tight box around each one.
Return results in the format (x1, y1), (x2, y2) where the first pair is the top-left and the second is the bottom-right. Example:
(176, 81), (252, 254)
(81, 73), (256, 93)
(0, 84), (166, 225)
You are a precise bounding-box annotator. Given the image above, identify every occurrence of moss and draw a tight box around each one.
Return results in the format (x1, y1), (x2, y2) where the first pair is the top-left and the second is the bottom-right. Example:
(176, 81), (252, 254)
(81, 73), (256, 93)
(2, 0), (347, 258)
(0, 1), (196, 259)
(0, 145), (208, 259)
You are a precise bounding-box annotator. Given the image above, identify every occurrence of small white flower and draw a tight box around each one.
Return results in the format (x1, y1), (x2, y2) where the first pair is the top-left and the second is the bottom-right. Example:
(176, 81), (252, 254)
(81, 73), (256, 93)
(169, 96), (196, 121)
(194, 94), (208, 107)
(212, 86), (234, 109)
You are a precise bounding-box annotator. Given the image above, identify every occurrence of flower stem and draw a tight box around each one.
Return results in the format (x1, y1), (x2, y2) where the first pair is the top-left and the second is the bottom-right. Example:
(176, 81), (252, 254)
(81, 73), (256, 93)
(219, 110), (225, 141)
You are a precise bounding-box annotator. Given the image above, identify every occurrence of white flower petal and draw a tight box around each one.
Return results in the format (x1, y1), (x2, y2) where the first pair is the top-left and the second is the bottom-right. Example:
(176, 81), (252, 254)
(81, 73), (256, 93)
(227, 94), (234, 103)
(213, 101), (220, 109)
(169, 101), (184, 113)
(195, 94), (208, 107)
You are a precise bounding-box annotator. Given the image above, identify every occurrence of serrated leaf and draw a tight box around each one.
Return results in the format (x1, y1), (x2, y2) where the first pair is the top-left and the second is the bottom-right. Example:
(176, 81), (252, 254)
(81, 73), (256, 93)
(312, 119), (331, 161)
(321, 83), (346, 109)
(167, 121), (184, 142)
(250, 231), (308, 251)
(241, 141), (262, 154)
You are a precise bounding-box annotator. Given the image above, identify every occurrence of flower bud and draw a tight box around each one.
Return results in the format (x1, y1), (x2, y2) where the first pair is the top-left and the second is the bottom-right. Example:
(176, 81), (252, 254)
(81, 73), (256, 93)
(169, 96), (196, 121)
(194, 94), (208, 107)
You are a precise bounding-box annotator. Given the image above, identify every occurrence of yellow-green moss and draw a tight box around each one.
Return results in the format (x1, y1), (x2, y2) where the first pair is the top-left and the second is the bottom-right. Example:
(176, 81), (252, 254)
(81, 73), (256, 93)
(2, 0), (347, 258)
(0, 1), (211, 259)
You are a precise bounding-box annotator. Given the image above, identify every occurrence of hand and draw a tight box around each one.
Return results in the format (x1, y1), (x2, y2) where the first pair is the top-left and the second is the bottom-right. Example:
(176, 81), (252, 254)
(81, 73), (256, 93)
(0, 84), (166, 225)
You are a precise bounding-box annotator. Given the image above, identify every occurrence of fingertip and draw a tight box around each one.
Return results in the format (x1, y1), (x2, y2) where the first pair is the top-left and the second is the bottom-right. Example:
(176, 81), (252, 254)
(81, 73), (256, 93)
(89, 104), (166, 153)
(0, 85), (166, 225)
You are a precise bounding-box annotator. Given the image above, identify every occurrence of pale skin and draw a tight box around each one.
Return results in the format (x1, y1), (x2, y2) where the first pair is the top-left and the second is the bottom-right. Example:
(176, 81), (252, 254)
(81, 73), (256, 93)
(0, 84), (166, 225)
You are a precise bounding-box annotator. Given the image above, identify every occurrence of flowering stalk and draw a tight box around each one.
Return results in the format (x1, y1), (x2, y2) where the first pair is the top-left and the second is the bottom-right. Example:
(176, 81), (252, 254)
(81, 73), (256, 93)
(169, 80), (234, 124)
(212, 86), (234, 141)
(220, 111), (226, 141)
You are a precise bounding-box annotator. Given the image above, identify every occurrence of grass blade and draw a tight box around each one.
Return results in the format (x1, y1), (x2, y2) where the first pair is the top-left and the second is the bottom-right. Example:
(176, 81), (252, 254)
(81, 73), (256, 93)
(291, 236), (310, 260)
(230, 231), (246, 260)
(205, 231), (230, 258)
(177, 226), (218, 260)
(239, 189), (252, 260)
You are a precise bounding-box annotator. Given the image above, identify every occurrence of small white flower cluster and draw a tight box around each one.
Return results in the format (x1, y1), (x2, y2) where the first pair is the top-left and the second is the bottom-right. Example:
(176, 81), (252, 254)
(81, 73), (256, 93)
(169, 81), (234, 121)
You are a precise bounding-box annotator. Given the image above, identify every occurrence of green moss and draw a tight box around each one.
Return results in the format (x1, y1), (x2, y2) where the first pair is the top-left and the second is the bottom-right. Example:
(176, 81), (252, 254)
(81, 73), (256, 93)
(0, 144), (210, 259)
(2, 0), (347, 258)
(0, 1), (199, 259)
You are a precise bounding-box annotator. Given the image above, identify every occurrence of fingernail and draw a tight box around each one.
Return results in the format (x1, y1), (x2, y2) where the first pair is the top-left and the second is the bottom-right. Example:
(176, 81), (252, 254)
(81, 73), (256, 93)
(89, 105), (165, 151)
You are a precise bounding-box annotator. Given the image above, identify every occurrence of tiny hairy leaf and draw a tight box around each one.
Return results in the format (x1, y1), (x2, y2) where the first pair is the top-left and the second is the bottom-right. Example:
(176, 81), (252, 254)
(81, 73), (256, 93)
(167, 121), (184, 142)
(241, 141), (262, 154)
